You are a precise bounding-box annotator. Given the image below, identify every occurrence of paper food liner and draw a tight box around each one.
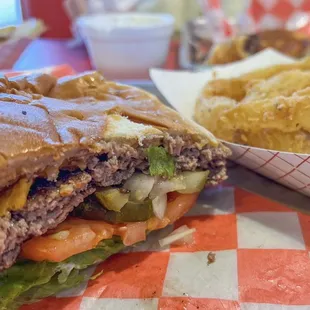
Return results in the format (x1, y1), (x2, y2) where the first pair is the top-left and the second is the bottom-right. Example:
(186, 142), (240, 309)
(1, 64), (310, 310)
(150, 49), (310, 198)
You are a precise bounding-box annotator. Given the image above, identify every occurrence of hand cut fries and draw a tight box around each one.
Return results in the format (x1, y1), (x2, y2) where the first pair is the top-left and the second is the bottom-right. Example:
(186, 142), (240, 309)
(195, 57), (310, 154)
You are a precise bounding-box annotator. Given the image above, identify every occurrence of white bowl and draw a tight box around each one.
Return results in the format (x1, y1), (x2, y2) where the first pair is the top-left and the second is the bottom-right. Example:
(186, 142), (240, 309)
(76, 13), (175, 79)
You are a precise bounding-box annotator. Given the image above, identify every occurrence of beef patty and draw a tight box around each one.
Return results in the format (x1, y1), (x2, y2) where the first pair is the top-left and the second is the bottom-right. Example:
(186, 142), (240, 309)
(0, 137), (230, 271)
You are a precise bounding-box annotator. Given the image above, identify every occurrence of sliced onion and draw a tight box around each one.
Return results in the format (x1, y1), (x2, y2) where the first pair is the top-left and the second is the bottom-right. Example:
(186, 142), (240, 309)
(149, 177), (185, 200)
(159, 225), (196, 247)
(177, 171), (209, 194)
(169, 225), (194, 246)
(152, 194), (167, 220)
(123, 173), (155, 201)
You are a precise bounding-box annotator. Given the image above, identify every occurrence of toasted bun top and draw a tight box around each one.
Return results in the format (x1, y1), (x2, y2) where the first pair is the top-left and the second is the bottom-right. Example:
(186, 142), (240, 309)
(0, 72), (222, 190)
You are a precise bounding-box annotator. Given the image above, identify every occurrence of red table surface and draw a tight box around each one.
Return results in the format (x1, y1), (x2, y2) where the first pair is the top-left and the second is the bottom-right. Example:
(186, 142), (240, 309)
(12, 38), (180, 77)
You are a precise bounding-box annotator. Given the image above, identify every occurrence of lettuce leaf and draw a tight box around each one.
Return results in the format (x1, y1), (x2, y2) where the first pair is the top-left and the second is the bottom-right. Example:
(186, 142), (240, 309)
(14, 269), (85, 309)
(147, 146), (175, 178)
(0, 238), (124, 310)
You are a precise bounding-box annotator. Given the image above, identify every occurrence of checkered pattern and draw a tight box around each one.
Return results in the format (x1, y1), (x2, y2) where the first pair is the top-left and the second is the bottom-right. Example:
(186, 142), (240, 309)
(198, 0), (233, 37)
(17, 185), (310, 310)
(200, 0), (310, 37)
(7, 66), (310, 309)
(227, 142), (310, 198)
(245, 0), (310, 31)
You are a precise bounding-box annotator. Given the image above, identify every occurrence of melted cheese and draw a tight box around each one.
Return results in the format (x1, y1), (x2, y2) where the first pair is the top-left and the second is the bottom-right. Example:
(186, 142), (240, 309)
(0, 178), (33, 216)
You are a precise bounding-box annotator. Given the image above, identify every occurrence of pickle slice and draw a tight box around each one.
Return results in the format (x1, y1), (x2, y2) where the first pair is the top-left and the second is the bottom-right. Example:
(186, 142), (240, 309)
(76, 198), (154, 224)
(74, 198), (108, 221)
(177, 171), (210, 194)
(104, 200), (154, 223)
(95, 188), (129, 212)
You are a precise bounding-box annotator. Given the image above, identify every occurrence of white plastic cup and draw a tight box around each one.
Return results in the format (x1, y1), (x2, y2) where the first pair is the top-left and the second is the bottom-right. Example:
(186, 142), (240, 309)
(76, 13), (175, 79)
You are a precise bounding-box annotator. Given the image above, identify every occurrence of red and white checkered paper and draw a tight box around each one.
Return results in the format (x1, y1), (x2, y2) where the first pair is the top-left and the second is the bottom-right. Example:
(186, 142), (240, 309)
(5, 65), (310, 310)
(199, 0), (310, 37)
(244, 0), (310, 33)
(19, 185), (310, 310)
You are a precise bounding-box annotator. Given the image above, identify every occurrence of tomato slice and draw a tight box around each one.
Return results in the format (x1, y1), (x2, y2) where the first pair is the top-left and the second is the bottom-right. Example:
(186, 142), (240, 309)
(165, 192), (199, 223)
(22, 224), (97, 262)
(167, 191), (180, 202)
(115, 222), (147, 246)
(147, 192), (199, 230)
(21, 218), (115, 262)
(21, 192), (200, 262)
(54, 218), (115, 244)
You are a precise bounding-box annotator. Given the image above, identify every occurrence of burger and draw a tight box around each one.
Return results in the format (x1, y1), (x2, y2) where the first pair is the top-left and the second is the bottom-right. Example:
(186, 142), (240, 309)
(0, 72), (230, 309)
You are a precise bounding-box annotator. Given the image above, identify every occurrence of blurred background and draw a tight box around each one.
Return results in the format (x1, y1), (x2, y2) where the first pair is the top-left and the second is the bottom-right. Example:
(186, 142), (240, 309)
(0, 0), (309, 79)
(0, 0), (22, 27)
(0, 0), (244, 31)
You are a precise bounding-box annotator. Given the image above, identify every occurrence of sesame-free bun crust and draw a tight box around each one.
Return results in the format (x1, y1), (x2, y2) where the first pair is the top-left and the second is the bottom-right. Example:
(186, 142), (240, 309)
(0, 72), (223, 190)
